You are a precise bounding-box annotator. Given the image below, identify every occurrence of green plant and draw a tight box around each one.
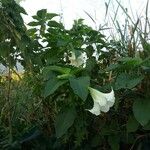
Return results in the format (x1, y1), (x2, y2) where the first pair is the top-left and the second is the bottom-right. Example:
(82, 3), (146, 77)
(0, 0), (150, 149)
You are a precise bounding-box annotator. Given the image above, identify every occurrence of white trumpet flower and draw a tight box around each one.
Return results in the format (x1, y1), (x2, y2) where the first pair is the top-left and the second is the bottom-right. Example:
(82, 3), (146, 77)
(69, 52), (84, 67)
(87, 87), (115, 116)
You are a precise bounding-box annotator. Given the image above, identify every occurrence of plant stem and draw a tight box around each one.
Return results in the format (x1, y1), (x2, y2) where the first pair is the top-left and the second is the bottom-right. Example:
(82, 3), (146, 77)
(7, 66), (13, 144)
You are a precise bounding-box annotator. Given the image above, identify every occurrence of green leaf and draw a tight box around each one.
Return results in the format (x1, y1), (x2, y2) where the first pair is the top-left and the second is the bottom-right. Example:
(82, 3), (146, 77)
(106, 64), (119, 71)
(127, 77), (144, 89)
(56, 39), (68, 47)
(42, 68), (56, 80)
(55, 107), (76, 138)
(27, 28), (37, 35)
(48, 21), (63, 28)
(69, 76), (90, 101)
(86, 57), (97, 72)
(108, 135), (120, 150)
(143, 122), (150, 130)
(133, 99), (150, 126)
(28, 21), (40, 26)
(46, 13), (58, 20)
(32, 15), (39, 20)
(44, 78), (67, 97)
(57, 74), (73, 80)
(115, 73), (144, 90)
(118, 57), (142, 67)
(37, 9), (47, 19)
(126, 115), (139, 132)
(43, 66), (71, 74)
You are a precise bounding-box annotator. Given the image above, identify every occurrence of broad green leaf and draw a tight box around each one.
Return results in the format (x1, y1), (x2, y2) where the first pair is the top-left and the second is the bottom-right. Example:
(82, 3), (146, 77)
(57, 74), (73, 80)
(44, 78), (67, 97)
(108, 135), (120, 150)
(115, 73), (127, 89)
(55, 107), (76, 138)
(115, 73), (144, 90)
(56, 40), (68, 47)
(27, 28), (37, 35)
(126, 115), (139, 132)
(32, 15), (39, 20)
(127, 76), (144, 89)
(43, 66), (71, 74)
(42, 68), (56, 80)
(143, 122), (150, 130)
(86, 57), (97, 72)
(48, 21), (63, 28)
(69, 76), (90, 101)
(106, 64), (119, 71)
(118, 57), (142, 66)
(46, 13), (58, 20)
(133, 99), (150, 126)
(28, 21), (40, 26)
(86, 45), (95, 57)
(37, 9), (47, 19)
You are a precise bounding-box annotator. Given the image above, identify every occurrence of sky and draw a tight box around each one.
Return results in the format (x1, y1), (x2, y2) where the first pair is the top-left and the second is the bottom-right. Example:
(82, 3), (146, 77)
(20, 0), (149, 29)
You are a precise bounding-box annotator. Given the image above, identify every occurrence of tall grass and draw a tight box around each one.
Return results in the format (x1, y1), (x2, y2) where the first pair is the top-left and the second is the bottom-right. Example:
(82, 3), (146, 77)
(104, 0), (150, 54)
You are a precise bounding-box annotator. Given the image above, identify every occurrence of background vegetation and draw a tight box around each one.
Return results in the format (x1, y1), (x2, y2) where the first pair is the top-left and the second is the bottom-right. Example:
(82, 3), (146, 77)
(0, 0), (150, 149)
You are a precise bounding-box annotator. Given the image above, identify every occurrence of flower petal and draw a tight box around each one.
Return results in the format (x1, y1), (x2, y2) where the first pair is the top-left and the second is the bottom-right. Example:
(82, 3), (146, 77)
(107, 100), (115, 107)
(88, 87), (107, 106)
(87, 87), (115, 116)
(76, 57), (84, 67)
(103, 89), (115, 107)
(87, 101), (100, 116)
(69, 51), (84, 67)
(69, 52), (76, 60)
(100, 104), (110, 112)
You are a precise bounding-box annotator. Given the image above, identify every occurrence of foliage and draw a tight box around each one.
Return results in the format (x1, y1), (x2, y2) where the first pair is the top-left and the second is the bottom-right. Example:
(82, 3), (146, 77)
(0, 0), (150, 150)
